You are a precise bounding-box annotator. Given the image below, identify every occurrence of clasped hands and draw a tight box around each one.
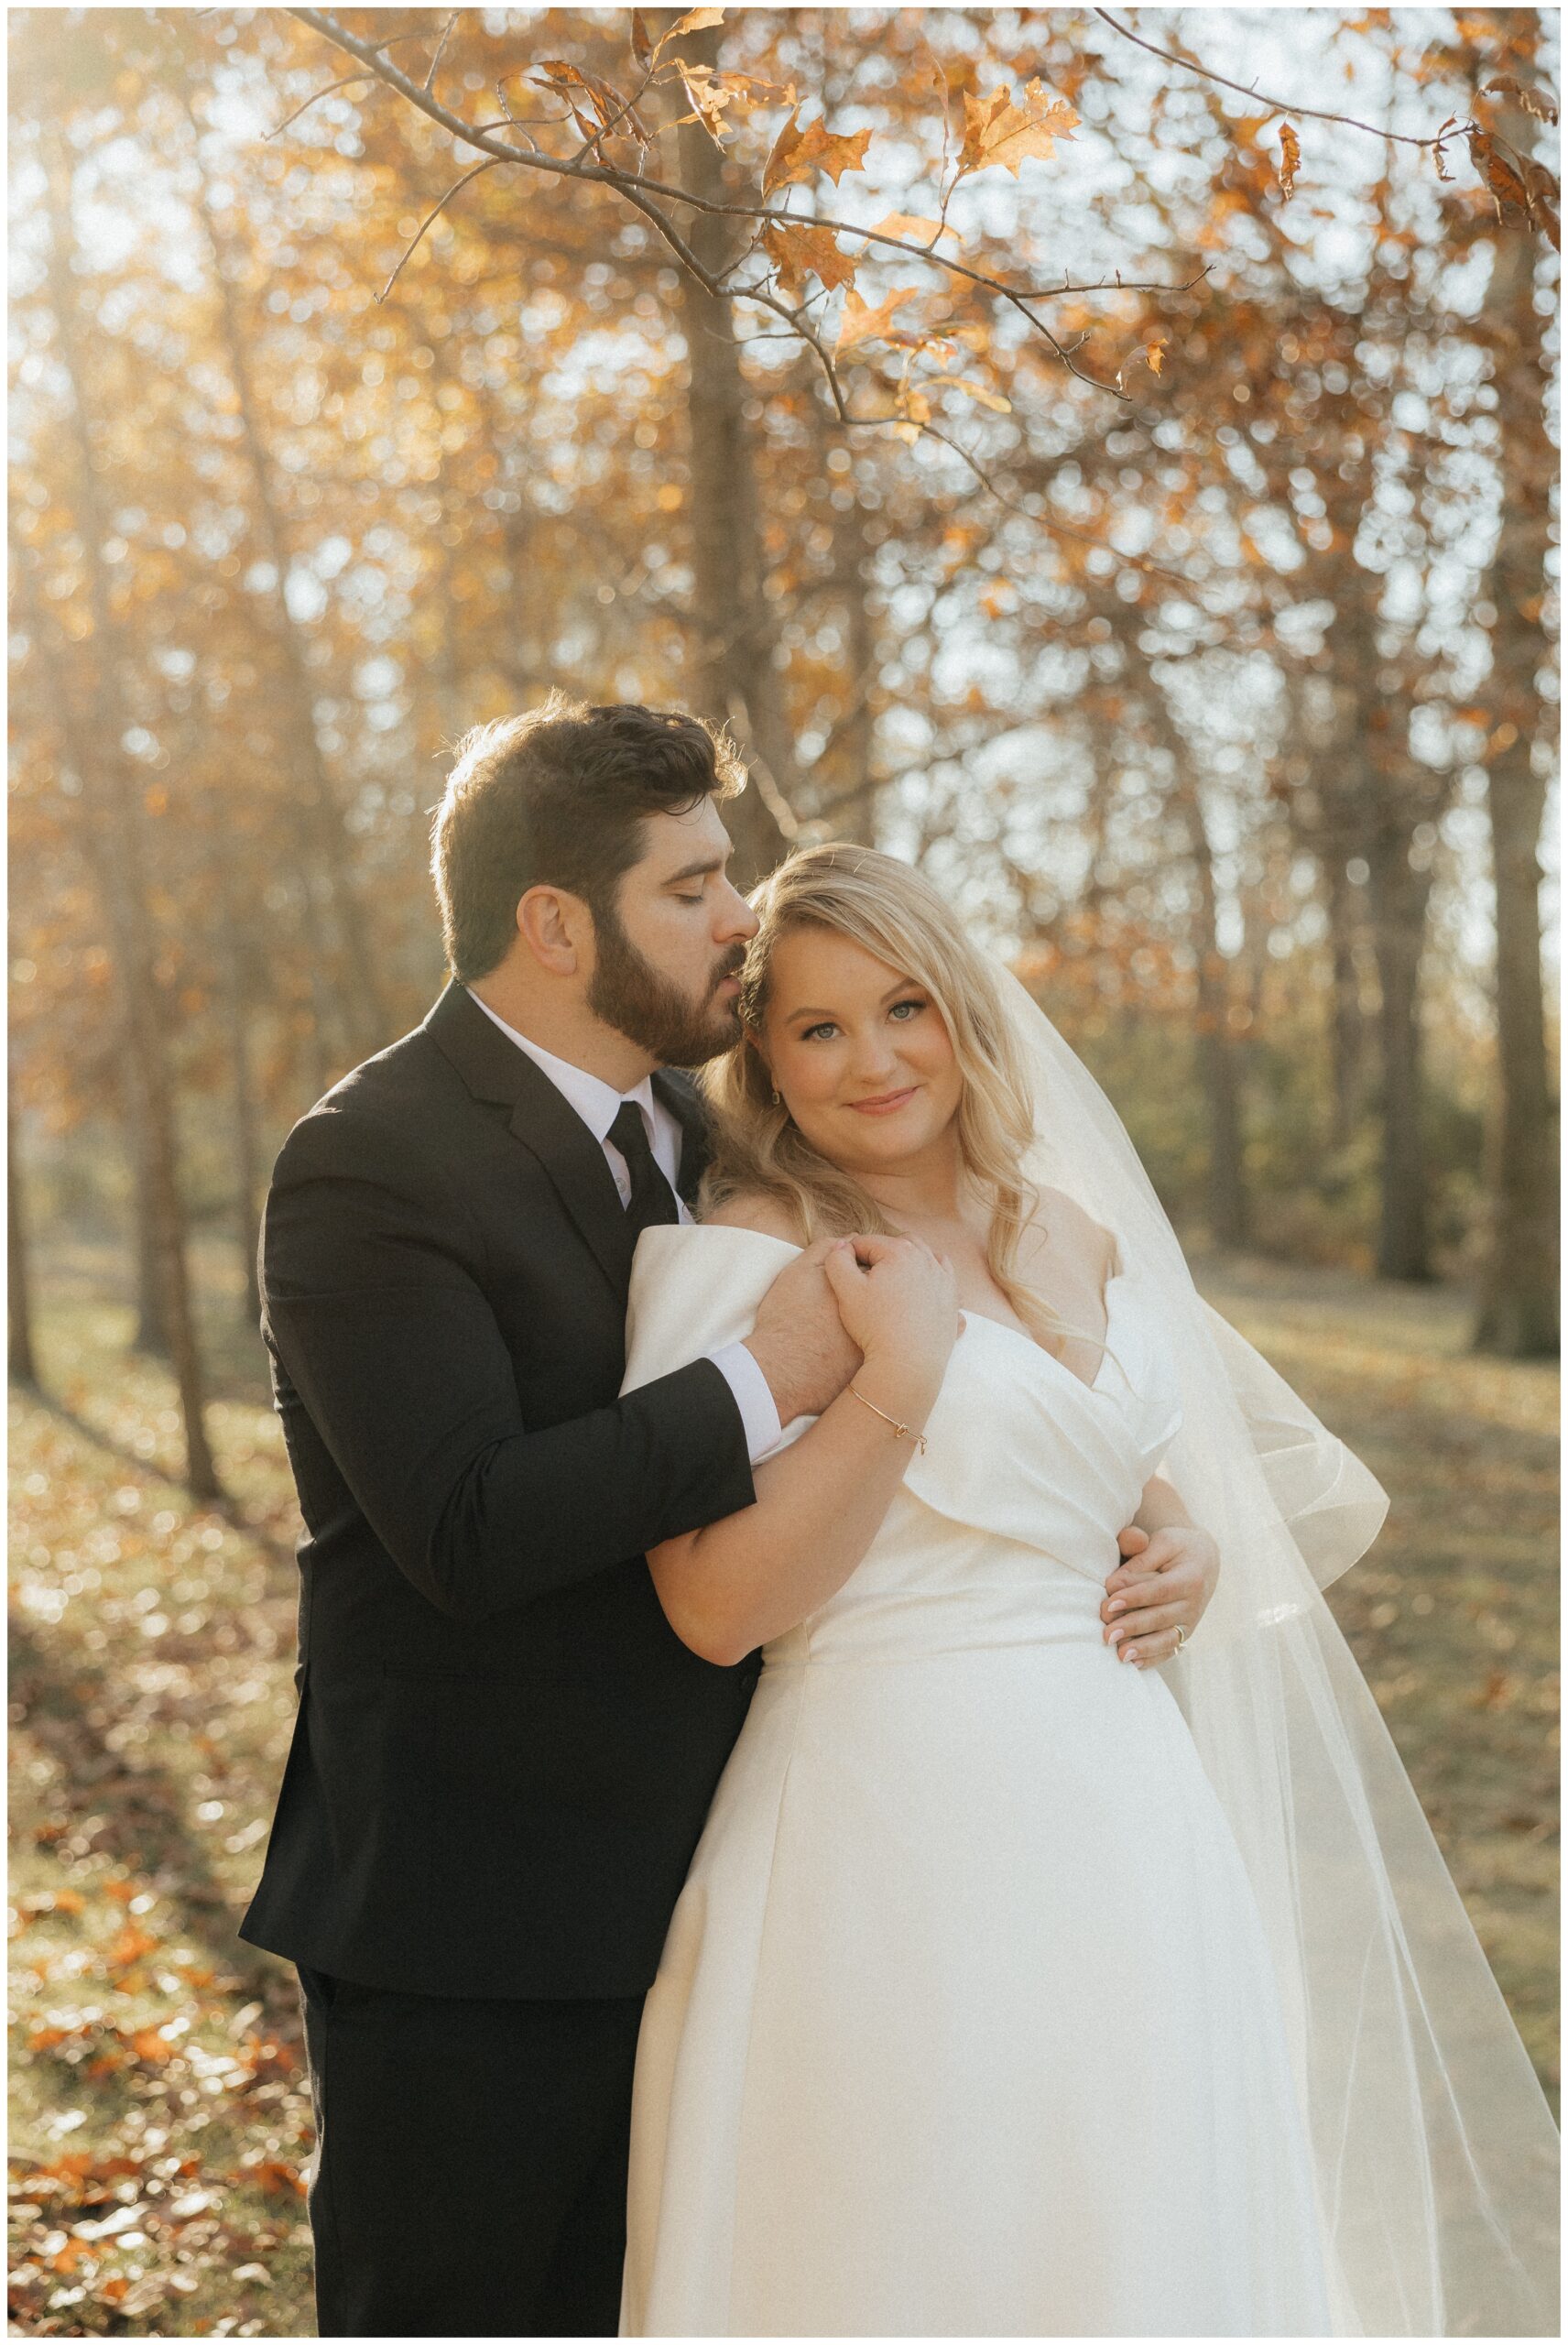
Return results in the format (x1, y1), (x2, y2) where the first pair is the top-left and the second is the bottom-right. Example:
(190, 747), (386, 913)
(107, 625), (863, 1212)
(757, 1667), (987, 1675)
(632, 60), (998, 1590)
(1100, 1523), (1219, 1669)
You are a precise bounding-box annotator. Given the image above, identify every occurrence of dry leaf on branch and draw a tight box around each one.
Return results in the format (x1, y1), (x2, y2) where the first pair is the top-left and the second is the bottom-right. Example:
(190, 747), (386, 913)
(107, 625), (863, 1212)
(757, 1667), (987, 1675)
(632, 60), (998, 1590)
(836, 283), (923, 349)
(763, 106), (873, 193)
(891, 382), (932, 445)
(657, 5), (725, 51)
(1481, 75), (1559, 126)
(1468, 126), (1534, 224)
(949, 377), (1013, 413)
(957, 80), (1077, 180)
(674, 61), (740, 145)
(1114, 335), (1168, 392)
(528, 60), (643, 144)
(762, 221), (857, 300)
(866, 211), (955, 250)
(1276, 121), (1301, 202)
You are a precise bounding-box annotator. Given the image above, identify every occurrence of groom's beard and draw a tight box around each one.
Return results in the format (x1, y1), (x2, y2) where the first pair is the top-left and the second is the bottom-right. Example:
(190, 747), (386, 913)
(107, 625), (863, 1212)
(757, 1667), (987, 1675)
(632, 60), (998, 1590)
(587, 909), (746, 1070)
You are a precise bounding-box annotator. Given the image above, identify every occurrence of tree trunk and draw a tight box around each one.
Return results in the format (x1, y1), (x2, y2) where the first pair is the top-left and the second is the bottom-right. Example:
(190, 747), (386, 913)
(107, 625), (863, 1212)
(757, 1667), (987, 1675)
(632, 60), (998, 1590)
(1184, 797), (1249, 1250)
(1318, 557), (1443, 1282)
(221, 918), (264, 1325)
(1110, 615), (1248, 1247)
(122, 1045), (170, 1357)
(1367, 823), (1435, 1282)
(38, 139), (221, 1500)
(8, 1085), (39, 1390)
(1323, 854), (1367, 1148)
(662, 16), (793, 884)
(1473, 227), (1558, 1355)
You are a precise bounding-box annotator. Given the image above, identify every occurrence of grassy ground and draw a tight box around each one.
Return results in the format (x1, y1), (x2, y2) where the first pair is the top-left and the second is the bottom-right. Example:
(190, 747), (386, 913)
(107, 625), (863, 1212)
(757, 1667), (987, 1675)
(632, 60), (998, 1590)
(8, 1255), (1558, 2336)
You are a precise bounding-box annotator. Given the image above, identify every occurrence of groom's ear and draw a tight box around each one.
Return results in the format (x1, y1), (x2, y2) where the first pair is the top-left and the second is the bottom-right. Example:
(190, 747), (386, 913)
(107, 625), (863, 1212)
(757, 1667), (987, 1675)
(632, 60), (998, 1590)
(516, 885), (592, 977)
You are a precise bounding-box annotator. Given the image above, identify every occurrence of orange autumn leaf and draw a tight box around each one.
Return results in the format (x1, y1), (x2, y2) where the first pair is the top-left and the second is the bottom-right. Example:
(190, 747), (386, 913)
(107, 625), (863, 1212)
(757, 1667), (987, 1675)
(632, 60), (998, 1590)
(1115, 335), (1168, 392)
(761, 221), (856, 299)
(675, 67), (735, 145)
(836, 283), (922, 349)
(1481, 75), (1559, 125)
(958, 81), (1077, 180)
(129, 2027), (175, 2062)
(866, 212), (954, 250)
(1276, 120), (1301, 202)
(655, 4), (724, 49)
(763, 107), (872, 194)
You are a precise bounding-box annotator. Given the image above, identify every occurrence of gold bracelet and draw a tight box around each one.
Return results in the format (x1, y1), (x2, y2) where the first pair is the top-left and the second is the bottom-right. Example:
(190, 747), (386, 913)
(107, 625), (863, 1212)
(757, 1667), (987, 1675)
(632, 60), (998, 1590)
(847, 1384), (928, 1455)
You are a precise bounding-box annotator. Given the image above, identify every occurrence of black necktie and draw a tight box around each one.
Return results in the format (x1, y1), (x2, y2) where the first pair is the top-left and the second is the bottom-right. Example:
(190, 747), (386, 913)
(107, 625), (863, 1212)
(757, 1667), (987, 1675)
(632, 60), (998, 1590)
(609, 1101), (681, 1238)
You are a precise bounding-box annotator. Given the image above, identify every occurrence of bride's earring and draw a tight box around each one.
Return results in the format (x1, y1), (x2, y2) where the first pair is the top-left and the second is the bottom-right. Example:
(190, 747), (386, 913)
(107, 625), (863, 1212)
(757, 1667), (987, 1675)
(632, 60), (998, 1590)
(770, 1081), (783, 1108)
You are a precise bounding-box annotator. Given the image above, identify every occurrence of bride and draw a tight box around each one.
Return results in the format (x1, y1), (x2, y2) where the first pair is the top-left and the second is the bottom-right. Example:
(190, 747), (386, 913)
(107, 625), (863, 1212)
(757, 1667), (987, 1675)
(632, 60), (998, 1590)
(618, 845), (1557, 2339)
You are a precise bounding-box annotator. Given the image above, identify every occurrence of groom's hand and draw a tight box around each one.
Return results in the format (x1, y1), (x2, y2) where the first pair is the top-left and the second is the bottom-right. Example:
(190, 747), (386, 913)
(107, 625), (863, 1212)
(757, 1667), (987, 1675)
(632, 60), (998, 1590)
(1100, 1523), (1219, 1667)
(744, 1238), (864, 1424)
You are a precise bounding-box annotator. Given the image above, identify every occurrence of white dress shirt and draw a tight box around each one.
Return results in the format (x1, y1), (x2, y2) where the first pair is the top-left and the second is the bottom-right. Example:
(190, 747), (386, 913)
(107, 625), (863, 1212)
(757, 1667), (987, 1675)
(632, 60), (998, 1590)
(466, 991), (782, 1463)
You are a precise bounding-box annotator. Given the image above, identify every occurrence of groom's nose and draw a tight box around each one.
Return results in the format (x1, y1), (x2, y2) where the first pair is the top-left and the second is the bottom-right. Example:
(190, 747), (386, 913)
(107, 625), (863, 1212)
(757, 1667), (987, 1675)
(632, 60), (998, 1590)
(712, 878), (758, 943)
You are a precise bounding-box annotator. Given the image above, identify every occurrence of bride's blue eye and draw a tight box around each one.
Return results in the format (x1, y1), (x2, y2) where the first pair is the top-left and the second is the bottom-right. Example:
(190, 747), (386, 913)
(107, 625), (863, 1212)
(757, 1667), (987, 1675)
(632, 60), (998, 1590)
(801, 1020), (840, 1042)
(889, 998), (926, 1021)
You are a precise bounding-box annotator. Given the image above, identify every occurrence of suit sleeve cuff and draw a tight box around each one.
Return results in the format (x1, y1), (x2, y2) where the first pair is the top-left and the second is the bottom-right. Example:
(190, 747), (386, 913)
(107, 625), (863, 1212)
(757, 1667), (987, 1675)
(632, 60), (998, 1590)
(708, 1341), (784, 1466)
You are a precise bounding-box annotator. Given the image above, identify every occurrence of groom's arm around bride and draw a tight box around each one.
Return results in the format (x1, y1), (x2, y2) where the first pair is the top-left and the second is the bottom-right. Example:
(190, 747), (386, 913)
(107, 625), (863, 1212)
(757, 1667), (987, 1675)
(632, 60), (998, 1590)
(239, 697), (856, 2339)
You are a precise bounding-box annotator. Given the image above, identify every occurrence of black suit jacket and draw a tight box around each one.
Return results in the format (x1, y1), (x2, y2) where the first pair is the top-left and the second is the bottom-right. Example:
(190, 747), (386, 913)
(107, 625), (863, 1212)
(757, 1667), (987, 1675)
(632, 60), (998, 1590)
(239, 983), (759, 2000)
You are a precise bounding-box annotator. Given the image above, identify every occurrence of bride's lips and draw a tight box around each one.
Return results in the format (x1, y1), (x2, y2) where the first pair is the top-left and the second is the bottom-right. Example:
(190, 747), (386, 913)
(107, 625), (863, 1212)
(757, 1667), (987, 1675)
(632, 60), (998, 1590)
(844, 1086), (919, 1117)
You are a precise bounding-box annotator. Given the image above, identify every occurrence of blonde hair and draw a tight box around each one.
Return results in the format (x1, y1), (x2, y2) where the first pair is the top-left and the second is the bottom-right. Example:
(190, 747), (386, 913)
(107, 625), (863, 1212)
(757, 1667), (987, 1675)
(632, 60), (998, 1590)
(702, 844), (1073, 1349)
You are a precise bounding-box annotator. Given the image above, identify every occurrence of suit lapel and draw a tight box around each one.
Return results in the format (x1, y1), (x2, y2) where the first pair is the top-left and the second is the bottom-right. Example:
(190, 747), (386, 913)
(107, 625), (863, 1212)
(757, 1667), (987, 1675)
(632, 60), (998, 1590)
(423, 984), (635, 1298)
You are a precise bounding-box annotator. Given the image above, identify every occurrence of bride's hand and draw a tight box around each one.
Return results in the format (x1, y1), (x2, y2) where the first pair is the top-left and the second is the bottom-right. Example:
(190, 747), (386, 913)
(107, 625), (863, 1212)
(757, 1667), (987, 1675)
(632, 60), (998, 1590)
(824, 1234), (958, 1402)
(1101, 1523), (1219, 1668)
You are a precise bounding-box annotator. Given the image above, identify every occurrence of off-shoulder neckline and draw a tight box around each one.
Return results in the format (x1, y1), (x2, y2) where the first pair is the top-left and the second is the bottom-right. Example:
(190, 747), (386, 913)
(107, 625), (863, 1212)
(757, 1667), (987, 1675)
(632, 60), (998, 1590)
(634, 1222), (1128, 1399)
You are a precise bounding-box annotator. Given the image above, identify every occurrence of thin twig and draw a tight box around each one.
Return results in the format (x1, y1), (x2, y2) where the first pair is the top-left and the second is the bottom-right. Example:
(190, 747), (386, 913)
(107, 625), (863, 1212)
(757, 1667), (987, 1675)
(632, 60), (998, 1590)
(1093, 7), (1442, 150)
(379, 158), (502, 298)
(421, 12), (457, 96)
(267, 67), (376, 139)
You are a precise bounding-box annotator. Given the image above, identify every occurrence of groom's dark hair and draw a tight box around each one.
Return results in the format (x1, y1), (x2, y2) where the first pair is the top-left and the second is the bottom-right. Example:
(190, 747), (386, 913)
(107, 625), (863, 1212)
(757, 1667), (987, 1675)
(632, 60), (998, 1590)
(432, 693), (746, 982)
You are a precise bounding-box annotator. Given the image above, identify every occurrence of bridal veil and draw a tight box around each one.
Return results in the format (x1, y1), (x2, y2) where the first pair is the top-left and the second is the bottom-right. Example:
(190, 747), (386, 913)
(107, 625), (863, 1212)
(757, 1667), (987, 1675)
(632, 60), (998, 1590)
(998, 969), (1557, 2337)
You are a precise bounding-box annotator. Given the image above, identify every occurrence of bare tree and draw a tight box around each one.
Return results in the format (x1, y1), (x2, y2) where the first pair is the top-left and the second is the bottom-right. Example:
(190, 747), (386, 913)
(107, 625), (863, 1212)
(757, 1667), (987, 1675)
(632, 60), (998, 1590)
(1472, 211), (1558, 1354)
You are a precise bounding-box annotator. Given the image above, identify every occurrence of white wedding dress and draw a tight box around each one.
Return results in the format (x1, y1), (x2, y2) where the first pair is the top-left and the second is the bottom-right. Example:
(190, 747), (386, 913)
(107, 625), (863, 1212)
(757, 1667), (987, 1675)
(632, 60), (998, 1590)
(619, 1225), (1337, 2339)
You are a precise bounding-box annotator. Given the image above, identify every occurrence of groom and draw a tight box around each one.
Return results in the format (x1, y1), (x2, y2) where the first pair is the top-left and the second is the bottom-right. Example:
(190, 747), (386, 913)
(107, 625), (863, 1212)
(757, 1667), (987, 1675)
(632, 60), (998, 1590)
(240, 697), (859, 2337)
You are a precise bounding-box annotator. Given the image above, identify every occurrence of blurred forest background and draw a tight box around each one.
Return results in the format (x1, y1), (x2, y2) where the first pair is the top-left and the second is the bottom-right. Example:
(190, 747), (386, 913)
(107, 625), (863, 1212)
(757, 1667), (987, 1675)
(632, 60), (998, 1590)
(8, 5), (1560, 2334)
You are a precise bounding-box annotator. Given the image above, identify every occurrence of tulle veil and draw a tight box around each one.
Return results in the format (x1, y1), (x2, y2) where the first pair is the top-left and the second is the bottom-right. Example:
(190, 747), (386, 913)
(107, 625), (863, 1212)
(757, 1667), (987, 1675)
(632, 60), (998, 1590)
(999, 967), (1557, 2336)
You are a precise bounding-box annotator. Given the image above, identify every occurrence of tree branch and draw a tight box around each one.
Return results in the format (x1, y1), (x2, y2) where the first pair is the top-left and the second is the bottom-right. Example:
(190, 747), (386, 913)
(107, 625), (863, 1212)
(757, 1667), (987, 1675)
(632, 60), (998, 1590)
(283, 6), (1185, 405)
(1093, 8), (1445, 150)
(380, 157), (504, 298)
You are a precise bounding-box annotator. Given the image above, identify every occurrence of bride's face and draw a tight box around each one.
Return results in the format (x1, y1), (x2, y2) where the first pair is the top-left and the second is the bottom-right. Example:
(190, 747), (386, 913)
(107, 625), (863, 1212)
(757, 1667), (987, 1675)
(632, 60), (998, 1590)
(757, 926), (964, 1176)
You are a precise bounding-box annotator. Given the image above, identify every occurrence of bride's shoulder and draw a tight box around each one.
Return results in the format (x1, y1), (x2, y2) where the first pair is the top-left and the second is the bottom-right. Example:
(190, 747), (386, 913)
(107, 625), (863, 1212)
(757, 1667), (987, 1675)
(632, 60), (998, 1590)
(698, 1187), (808, 1246)
(1022, 1186), (1121, 1280)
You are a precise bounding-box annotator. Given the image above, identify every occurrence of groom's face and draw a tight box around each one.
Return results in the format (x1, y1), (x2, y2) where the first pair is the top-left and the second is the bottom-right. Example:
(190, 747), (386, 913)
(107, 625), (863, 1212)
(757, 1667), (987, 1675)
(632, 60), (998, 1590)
(585, 797), (757, 1069)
